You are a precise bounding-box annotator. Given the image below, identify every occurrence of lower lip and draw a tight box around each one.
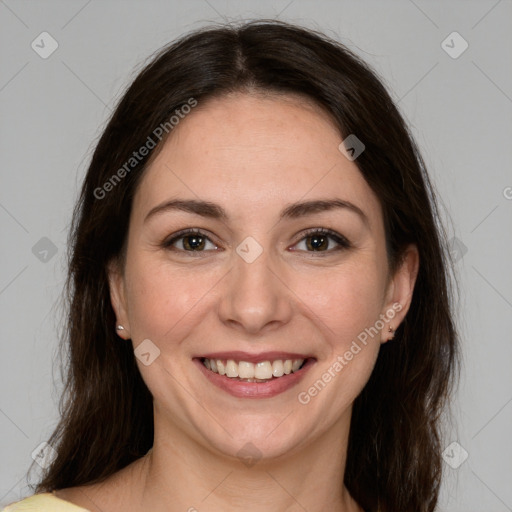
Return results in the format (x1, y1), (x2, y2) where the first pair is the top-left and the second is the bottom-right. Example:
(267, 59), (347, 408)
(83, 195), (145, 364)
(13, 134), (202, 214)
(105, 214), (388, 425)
(193, 358), (315, 399)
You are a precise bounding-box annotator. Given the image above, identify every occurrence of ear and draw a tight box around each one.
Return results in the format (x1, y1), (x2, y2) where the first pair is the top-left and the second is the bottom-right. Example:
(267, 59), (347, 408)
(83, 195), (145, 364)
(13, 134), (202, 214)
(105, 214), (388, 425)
(107, 259), (131, 339)
(381, 244), (419, 343)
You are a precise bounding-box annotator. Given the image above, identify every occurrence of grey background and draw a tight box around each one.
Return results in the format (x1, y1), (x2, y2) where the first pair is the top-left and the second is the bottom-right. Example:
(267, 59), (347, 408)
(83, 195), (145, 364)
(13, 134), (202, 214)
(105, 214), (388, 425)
(1, 1), (511, 510)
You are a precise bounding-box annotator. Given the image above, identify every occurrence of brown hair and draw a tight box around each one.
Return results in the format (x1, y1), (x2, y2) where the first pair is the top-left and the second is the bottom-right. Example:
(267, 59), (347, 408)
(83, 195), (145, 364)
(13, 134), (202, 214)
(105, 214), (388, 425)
(30, 20), (459, 512)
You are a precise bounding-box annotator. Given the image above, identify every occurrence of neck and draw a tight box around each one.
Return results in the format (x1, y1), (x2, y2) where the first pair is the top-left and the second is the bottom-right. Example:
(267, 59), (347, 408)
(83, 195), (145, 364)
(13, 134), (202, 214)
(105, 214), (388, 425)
(128, 408), (362, 512)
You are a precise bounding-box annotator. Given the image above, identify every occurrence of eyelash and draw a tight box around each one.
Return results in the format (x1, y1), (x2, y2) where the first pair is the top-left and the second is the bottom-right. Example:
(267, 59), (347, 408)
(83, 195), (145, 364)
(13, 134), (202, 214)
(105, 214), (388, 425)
(161, 227), (351, 256)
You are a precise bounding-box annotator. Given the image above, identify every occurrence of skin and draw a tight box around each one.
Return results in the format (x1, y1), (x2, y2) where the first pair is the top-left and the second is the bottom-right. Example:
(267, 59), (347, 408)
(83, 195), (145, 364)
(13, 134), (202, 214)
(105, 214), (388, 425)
(54, 92), (418, 512)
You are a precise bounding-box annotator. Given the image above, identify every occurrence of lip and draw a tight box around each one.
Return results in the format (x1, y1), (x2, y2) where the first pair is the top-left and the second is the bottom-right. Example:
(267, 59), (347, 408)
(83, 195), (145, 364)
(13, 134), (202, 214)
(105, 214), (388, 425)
(193, 355), (316, 399)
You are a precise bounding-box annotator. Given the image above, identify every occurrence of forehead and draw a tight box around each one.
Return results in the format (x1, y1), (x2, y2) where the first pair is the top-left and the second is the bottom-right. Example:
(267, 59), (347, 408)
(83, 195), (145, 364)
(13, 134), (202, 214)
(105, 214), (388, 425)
(133, 92), (383, 228)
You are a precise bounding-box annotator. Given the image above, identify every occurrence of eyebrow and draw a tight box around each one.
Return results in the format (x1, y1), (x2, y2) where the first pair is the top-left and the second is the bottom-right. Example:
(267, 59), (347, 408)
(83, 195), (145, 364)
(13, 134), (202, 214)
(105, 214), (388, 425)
(144, 198), (369, 226)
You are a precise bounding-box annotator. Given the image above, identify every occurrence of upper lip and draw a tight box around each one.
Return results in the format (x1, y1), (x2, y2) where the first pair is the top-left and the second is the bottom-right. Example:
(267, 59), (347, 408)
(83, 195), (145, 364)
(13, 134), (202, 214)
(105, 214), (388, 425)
(196, 351), (314, 364)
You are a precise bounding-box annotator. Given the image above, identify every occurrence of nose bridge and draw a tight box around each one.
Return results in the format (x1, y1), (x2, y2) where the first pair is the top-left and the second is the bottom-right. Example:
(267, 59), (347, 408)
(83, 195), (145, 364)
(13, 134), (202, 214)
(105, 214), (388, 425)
(218, 240), (292, 333)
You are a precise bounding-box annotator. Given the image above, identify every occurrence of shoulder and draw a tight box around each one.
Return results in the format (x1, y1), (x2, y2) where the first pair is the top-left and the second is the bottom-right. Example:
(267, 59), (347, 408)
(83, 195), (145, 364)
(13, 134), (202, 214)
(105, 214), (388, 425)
(3, 456), (147, 512)
(2, 492), (90, 511)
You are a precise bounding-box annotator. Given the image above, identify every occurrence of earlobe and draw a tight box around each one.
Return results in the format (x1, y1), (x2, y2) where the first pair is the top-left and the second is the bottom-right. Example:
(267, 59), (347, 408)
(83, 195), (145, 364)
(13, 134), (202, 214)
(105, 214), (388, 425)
(107, 260), (130, 339)
(382, 244), (419, 342)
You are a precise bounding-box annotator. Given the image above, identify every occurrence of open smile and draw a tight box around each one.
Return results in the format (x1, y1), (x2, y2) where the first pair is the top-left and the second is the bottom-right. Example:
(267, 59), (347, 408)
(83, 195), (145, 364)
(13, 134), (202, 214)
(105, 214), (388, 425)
(193, 352), (316, 398)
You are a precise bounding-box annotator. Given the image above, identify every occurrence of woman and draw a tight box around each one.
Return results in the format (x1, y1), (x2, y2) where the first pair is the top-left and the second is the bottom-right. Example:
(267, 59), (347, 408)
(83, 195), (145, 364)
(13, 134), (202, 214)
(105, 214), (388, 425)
(4, 20), (459, 512)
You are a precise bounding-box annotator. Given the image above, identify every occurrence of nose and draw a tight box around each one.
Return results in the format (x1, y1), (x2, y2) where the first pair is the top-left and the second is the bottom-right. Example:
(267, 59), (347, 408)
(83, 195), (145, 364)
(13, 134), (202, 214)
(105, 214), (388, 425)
(217, 247), (293, 335)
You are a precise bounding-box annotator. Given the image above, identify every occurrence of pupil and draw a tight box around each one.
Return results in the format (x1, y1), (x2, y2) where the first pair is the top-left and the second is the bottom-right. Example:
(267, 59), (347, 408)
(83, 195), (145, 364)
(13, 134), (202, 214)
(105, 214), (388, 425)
(185, 235), (205, 250)
(307, 235), (327, 251)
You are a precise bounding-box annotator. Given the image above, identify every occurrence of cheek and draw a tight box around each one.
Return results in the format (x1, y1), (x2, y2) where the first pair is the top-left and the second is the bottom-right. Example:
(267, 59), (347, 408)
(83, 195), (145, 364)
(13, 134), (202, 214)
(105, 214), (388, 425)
(293, 260), (386, 346)
(291, 263), (386, 421)
(124, 256), (219, 345)
(296, 269), (385, 409)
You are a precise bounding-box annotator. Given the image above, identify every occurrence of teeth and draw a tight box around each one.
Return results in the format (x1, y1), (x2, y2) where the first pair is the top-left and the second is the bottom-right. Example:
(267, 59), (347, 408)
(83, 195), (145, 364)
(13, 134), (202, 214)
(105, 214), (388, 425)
(225, 360), (238, 378)
(272, 360), (284, 377)
(291, 359), (302, 372)
(202, 357), (305, 380)
(254, 361), (273, 379)
(238, 361), (254, 379)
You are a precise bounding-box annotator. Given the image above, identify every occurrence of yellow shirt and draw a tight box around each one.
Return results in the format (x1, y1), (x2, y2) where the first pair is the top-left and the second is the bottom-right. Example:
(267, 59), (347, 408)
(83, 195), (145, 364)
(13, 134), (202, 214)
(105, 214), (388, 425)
(2, 492), (90, 511)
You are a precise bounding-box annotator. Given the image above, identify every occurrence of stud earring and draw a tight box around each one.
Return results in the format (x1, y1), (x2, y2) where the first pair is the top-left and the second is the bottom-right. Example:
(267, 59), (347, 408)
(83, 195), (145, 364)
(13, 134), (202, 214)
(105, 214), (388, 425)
(388, 326), (395, 339)
(116, 325), (124, 331)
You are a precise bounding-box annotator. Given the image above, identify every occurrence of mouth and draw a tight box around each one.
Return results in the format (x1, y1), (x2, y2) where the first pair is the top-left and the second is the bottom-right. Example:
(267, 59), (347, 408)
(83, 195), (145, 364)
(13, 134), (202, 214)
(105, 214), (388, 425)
(193, 352), (316, 399)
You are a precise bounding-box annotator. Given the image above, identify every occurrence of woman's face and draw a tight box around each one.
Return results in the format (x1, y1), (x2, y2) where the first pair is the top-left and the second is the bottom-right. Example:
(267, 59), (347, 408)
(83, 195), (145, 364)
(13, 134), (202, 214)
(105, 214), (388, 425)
(109, 92), (417, 462)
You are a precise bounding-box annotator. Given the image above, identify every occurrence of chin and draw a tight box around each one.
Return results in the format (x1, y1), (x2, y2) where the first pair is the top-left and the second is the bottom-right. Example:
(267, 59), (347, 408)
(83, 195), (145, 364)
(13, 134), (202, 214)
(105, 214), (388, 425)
(194, 413), (313, 464)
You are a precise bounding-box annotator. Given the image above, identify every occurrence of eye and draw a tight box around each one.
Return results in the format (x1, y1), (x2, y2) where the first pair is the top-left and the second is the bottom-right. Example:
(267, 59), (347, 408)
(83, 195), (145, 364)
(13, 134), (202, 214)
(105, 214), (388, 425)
(162, 227), (350, 255)
(291, 228), (351, 253)
(163, 229), (218, 253)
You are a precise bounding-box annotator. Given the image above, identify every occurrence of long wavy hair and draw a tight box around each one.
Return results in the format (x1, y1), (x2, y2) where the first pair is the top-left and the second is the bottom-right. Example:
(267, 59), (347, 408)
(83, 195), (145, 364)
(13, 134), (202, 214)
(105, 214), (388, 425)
(30, 20), (459, 512)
